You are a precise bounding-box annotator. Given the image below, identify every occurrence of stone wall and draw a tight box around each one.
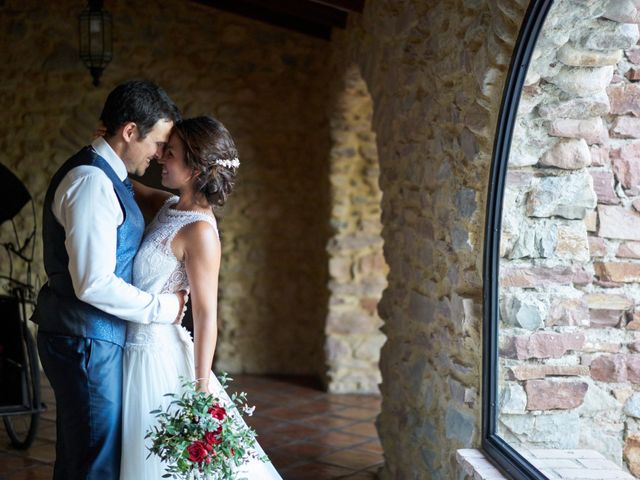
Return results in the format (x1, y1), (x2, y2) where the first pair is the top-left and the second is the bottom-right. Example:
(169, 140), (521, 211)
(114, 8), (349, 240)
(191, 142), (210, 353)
(0, 0), (331, 375)
(498, 0), (640, 475)
(325, 64), (387, 394)
(328, 1), (524, 478)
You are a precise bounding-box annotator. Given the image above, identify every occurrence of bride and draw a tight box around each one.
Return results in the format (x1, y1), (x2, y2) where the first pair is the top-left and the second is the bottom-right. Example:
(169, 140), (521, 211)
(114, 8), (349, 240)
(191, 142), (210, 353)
(119, 116), (281, 479)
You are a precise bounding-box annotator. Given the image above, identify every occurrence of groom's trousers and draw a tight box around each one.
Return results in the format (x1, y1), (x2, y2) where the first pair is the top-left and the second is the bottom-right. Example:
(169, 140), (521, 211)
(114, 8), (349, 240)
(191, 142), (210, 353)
(37, 333), (123, 480)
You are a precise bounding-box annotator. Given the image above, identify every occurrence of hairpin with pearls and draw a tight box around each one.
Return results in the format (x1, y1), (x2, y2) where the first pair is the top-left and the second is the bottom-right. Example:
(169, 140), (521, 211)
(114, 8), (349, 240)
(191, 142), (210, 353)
(214, 157), (240, 169)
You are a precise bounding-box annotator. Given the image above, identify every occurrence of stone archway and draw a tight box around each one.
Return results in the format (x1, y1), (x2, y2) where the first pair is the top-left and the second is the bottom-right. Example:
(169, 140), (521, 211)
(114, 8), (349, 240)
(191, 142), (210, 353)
(325, 64), (387, 394)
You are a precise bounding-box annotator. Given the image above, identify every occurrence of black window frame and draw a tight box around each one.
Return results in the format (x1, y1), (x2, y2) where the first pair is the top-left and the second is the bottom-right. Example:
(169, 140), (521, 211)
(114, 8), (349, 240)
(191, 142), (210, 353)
(482, 0), (555, 478)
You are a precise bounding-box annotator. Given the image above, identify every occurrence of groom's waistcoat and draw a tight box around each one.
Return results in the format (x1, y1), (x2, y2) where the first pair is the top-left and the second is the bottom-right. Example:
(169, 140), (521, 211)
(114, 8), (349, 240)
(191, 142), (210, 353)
(32, 146), (144, 347)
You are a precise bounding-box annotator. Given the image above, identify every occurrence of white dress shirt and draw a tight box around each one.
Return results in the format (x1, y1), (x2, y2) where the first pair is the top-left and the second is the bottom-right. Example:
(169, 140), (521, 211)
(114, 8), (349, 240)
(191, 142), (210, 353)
(51, 137), (179, 324)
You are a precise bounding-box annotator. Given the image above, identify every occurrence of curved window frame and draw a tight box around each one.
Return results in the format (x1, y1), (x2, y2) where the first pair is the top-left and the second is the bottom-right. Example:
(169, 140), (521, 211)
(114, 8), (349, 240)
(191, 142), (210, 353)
(481, 1), (555, 478)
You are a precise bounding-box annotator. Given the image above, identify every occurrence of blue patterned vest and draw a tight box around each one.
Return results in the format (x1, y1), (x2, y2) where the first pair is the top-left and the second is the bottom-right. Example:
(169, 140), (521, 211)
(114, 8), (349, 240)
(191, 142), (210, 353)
(32, 146), (144, 347)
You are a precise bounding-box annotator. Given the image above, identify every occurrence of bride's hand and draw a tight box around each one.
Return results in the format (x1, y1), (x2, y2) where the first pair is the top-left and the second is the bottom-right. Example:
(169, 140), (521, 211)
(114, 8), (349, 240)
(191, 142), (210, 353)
(196, 377), (210, 394)
(93, 121), (107, 139)
(173, 289), (189, 325)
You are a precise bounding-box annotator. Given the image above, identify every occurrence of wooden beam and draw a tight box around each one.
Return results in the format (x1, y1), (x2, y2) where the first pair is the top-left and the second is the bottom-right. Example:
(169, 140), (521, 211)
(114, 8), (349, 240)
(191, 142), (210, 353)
(192, 0), (333, 39)
(308, 0), (365, 13)
(234, 0), (348, 28)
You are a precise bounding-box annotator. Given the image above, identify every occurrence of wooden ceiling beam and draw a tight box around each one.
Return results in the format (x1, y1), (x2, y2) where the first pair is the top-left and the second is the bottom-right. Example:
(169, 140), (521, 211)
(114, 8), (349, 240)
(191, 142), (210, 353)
(192, 0), (333, 39)
(191, 0), (365, 39)
(308, 0), (365, 13)
(236, 0), (348, 28)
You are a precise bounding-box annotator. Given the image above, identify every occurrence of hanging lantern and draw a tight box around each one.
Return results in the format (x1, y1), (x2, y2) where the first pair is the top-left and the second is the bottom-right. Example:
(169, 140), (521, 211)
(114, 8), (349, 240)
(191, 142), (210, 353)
(78, 0), (113, 86)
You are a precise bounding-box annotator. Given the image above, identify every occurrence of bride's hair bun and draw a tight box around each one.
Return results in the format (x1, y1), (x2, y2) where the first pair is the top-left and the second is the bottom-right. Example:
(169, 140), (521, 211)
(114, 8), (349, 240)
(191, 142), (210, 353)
(174, 116), (238, 207)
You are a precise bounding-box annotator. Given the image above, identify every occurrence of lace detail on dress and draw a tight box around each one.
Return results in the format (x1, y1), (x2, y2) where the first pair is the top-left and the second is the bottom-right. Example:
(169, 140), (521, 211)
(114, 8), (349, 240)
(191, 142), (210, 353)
(128, 196), (218, 345)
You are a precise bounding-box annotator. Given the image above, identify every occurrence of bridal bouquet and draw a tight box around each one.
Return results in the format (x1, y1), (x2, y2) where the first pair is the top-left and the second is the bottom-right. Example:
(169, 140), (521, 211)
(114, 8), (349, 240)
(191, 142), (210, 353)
(146, 373), (266, 479)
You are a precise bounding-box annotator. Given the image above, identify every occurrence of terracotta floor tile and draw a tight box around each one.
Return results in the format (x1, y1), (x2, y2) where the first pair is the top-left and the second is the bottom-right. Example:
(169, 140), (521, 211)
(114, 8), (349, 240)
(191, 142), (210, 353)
(297, 414), (359, 430)
(270, 422), (324, 441)
(326, 394), (381, 408)
(343, 420), (378, 437)
(269, 440), (339, 460)
(334, 406), (379, 421)
(359, 438), (383, 454)
(317, 448), (383, 471)
(281, 461), (354, 479)
(0, 454), (45, 474)
(311, 430), (371, 449)
(4, 465), (54, 480)
(0, 374), (382, 480)
(341, 470), (379, 479)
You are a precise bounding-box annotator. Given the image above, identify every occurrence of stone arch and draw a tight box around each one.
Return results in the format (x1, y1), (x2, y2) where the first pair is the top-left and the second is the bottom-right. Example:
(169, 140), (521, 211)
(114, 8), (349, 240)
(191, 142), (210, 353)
(324, 63), (388, 394)
(332, 1), (528, 478)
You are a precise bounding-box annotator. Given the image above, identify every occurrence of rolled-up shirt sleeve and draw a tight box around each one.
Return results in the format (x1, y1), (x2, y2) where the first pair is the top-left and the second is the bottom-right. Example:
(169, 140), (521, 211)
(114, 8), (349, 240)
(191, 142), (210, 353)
(53, 166), (179, 324)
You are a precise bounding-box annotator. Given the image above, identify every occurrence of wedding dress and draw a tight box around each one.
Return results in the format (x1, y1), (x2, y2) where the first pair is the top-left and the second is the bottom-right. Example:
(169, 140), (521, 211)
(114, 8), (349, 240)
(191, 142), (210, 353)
(121, 197), (281, 479)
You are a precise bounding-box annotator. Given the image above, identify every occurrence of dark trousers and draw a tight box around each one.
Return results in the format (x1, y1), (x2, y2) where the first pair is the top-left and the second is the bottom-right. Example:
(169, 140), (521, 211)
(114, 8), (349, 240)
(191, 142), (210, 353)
(37, 333), (123, 480)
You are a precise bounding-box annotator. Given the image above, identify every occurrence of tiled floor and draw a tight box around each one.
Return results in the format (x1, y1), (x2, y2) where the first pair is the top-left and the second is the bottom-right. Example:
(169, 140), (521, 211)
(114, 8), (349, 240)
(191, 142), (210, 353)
(0, 374), (383, 479)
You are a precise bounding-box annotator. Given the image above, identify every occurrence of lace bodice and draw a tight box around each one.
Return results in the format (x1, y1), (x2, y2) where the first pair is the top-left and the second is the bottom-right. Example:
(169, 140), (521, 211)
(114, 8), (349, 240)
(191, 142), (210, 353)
(132, 196), (218, 294)
(127, 196), (218, 347)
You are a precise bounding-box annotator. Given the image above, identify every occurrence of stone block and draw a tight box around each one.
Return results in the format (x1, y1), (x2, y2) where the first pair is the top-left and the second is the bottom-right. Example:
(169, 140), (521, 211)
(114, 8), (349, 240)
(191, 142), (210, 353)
(501, 292), (546, 330)
(556, 223), (590, 261)
(604, 0), (640, 23)
(611, 116), (640, 138)
(595, 261), (640, 282)
(527, 171), (596, 219)
(500, 265), (593, 288)
(326, 311), (381, 334)
(558, 43), (623, 67)
(551, 66), (614, 96)
(627, 68), (640, 81)
(588, 236), (607, 257)
(591, 171), (619, 205)
(625, 393), (640, 418)
(589, 145), (610, 167)
(507, 365), (590, 381)
(504, 332), (585, 360)
(608, 83), (640, 115)
(611, 143), (640, 190)
(525, 380), (588, 410)
(538, 92), (610, 119)
(625, 433), (640, 477)
(598, 205), (640, 240)
(590, 354), (627, 382)
(628, 355), (640, 383)
(499, 382), (526, 414)
(444, 406), (475, 444)
(617, 241), (640, 258)
(584, 293), (634, 310)
(548, 119), (608, 146)
(507, 221), (557, 259)
(539, 139), (591, 170)
(548, 297), (590, 327)
(589, 309), (624, 328)
(578, 21), (639, 50)
(628, 47), (640, 64)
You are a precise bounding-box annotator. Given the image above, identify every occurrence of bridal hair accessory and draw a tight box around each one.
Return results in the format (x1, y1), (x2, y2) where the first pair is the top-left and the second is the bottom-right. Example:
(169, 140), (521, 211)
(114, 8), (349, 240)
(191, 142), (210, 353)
(214, 157), (240, 169)
(146, 373), (267, 479)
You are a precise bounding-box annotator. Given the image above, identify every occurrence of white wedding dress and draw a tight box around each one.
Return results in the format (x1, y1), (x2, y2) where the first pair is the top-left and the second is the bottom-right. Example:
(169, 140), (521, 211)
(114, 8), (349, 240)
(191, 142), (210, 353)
(121, 197), (281, 479)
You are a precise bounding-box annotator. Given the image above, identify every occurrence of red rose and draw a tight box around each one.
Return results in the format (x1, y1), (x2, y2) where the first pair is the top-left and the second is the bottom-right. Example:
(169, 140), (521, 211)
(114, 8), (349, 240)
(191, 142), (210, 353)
(204, 426), (223, 445)
(208, 404), (226, 420)
(187, 441), (211, 464)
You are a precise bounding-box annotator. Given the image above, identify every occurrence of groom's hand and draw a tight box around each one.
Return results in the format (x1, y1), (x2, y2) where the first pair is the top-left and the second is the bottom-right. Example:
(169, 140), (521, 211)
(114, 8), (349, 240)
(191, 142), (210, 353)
(174, 289), (189, 325)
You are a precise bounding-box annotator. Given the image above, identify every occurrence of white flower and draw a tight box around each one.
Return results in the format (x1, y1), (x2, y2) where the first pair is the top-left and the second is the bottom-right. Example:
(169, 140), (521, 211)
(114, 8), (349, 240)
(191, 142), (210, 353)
(214, 157), (240, 169)
(242, 404), (255, 417)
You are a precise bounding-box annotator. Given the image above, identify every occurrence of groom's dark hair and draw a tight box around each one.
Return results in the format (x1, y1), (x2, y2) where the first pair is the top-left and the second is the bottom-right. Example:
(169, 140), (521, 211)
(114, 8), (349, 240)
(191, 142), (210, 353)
(100, 80), (181, 139)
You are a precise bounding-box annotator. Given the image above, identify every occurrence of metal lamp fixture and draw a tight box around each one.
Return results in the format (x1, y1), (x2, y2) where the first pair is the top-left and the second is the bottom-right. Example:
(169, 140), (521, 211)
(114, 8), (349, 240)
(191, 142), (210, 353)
(78, 0), (113, 86)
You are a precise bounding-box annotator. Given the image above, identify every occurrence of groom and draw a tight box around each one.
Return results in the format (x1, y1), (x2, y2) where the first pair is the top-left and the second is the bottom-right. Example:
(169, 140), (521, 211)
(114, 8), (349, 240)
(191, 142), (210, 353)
(32, 80), (188, 480)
